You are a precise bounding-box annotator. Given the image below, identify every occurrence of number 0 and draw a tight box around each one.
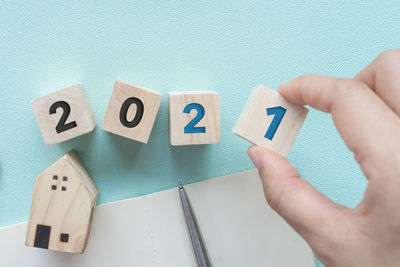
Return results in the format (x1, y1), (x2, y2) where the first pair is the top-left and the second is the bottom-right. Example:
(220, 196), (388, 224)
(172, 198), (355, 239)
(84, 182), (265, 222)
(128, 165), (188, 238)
(265, 106), (286, 140)
(183, 103), (206, 134)
(119, 97), (144, 128)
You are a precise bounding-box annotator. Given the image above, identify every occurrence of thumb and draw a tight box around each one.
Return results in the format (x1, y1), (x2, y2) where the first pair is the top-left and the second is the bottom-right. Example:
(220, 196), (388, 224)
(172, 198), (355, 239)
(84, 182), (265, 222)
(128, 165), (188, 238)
(247, 145), (350, 242)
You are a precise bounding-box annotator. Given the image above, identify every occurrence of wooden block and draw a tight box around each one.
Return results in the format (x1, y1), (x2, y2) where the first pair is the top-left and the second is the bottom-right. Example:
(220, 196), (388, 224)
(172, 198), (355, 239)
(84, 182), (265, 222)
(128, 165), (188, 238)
(233, 85), (308, 156)
(25, 150), (98, 254)
(101, 80), (162, 143)
(169, 91), (220, 145)
(30, 84), (96, 146)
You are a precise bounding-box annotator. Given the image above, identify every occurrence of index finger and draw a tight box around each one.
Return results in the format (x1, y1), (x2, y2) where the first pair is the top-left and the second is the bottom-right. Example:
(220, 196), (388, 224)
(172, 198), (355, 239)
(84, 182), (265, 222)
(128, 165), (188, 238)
(278, 75), (400, 183)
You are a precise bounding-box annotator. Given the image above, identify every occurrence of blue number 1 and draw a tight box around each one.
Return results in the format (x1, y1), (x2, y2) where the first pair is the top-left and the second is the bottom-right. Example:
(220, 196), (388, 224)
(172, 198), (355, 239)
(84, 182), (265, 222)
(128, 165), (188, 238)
(265, 106), (286, 140)
(183, 103), (206, 134)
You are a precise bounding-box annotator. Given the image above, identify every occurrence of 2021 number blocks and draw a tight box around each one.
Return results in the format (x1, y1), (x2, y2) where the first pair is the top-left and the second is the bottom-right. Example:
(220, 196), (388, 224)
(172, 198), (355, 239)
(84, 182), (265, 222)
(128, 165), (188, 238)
(233, 85), (308, 156)
(169, 91), (220, 145)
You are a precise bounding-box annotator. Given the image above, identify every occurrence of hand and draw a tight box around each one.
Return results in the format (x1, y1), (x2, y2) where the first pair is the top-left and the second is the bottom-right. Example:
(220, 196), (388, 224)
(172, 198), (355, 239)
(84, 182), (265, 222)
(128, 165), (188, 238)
(248, 50), (400, 267)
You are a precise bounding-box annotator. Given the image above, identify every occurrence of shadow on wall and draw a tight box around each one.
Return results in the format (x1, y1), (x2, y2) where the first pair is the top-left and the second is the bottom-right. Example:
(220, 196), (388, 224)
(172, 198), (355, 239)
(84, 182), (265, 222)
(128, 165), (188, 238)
(168, 144), (212, 184)
(57, 129), (97, 156)
(56, 129), (144, 181)
(103, 132), (144, 168)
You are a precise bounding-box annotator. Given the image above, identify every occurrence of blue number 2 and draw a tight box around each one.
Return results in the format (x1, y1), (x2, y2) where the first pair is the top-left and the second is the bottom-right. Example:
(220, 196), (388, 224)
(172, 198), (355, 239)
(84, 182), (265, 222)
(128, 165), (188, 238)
(265, 106), (286, 140)
(183, 103), (206, 134)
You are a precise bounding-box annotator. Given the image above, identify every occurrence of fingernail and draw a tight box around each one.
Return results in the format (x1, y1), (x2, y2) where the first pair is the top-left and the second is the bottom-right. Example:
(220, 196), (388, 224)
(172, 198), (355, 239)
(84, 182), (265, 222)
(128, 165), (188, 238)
(248, 146), (261, 169)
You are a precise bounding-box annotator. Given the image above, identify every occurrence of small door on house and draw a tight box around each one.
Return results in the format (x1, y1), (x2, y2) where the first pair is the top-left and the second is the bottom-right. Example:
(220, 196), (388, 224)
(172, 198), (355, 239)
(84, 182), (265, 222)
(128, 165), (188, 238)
(34, 224), (51, 249)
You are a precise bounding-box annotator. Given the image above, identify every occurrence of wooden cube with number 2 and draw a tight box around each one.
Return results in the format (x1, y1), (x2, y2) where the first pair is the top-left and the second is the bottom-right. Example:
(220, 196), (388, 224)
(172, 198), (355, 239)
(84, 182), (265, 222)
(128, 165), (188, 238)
(169, 91), (220, 145)
(233, 85), (308, 156)
(30, 84), (96, 146)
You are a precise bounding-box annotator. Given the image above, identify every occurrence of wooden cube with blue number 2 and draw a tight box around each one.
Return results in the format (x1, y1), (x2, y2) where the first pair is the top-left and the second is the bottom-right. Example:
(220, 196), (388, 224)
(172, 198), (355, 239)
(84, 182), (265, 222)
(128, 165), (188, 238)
(233, 85), (308, 156)
(169, 91), (220, 145)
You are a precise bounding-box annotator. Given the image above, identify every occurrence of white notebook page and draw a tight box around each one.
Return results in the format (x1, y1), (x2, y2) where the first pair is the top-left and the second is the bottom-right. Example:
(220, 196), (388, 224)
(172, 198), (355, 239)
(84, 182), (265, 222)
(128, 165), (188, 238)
(0, 169), (315, 267)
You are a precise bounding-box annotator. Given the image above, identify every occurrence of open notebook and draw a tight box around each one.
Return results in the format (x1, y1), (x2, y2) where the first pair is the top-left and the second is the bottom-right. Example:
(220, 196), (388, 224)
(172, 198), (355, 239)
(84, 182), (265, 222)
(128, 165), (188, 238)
(0, 169), (315, 266)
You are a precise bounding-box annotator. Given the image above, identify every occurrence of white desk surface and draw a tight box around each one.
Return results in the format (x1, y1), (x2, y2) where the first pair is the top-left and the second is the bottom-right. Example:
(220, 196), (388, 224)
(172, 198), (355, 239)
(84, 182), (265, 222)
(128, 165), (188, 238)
(0, 169), (315, 267)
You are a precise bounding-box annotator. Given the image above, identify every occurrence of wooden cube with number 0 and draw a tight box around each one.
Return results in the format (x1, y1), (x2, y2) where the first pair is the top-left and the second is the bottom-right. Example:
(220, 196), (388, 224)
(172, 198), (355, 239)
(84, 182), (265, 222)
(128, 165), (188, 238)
(101, 81), (162, 143)
(169, 91), (220, 145)
(233, 85), (308, 156)
(30, 84), (96, 146)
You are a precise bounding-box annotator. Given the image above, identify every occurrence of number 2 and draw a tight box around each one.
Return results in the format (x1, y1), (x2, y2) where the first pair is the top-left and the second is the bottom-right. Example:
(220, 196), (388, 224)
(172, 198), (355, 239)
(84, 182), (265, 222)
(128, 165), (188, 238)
(265, 106), (286, 140)
(183, 103), (206, 134)
(49, 101), (77, 134)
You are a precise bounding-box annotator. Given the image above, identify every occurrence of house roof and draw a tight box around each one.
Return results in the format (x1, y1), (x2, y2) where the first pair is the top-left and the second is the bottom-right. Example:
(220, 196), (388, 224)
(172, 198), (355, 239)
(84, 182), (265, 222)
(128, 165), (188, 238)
(36, 150), (98, 200)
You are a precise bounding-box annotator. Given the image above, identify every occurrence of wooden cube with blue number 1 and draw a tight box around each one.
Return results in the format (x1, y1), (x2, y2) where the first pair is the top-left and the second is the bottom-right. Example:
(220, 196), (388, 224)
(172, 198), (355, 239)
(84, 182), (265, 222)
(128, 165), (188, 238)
(233, 85), (308, 156)
(169, 91), (220, 145)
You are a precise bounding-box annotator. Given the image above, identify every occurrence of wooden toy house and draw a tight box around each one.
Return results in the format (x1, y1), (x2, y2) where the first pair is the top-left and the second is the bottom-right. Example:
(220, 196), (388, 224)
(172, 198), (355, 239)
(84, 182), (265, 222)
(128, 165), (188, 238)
(25, 150), (98, 253)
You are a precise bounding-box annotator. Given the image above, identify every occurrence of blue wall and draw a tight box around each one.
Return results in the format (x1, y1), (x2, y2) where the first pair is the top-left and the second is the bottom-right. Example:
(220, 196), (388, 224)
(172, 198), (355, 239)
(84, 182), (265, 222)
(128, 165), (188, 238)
(1, 1), (399, 265)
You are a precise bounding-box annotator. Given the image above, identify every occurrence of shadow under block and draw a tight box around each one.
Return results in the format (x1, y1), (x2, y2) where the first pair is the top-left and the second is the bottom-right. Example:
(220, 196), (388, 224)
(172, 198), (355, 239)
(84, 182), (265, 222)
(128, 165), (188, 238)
(101, 80), (162, 143)
(30, 84), (96, 146)
(25, 150), (98, 254)
(233, 85), (308, 156)
(169, 91), (220, 145)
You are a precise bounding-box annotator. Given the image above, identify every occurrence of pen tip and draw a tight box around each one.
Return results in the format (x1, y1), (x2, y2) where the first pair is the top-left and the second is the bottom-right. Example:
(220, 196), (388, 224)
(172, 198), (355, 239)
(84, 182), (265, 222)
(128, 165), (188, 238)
(178, 184), (183, 190)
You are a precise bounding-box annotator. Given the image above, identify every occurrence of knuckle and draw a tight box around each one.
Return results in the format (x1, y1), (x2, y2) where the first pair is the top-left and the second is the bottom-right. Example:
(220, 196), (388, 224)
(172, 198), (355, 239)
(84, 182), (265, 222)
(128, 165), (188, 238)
(309, 236), (341, 265)
(292, 75), (315, 102)
(265, 191), (283, 213)
(295, 75), (314, 88)
(263, 180), (285, 213)
(376, 49), (400, 64)
(334, 79), (371, 104)
(335, 78), (366, 92)
(262, 173), (302, 214)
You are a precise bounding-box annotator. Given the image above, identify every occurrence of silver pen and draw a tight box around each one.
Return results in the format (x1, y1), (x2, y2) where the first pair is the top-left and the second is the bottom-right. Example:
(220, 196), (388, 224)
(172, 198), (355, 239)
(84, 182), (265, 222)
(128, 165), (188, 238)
(178, 184), (211, 267)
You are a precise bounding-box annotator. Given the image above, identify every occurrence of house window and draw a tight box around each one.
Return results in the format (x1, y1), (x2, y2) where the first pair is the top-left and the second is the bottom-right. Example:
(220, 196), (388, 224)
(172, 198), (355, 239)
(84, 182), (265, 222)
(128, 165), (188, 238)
(60, 233), (69, 243)
(61, 186), (67, 191)
(53, 175), (58, 180)
(63, 176), (68, 181)
(51, 185), (57, 190)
